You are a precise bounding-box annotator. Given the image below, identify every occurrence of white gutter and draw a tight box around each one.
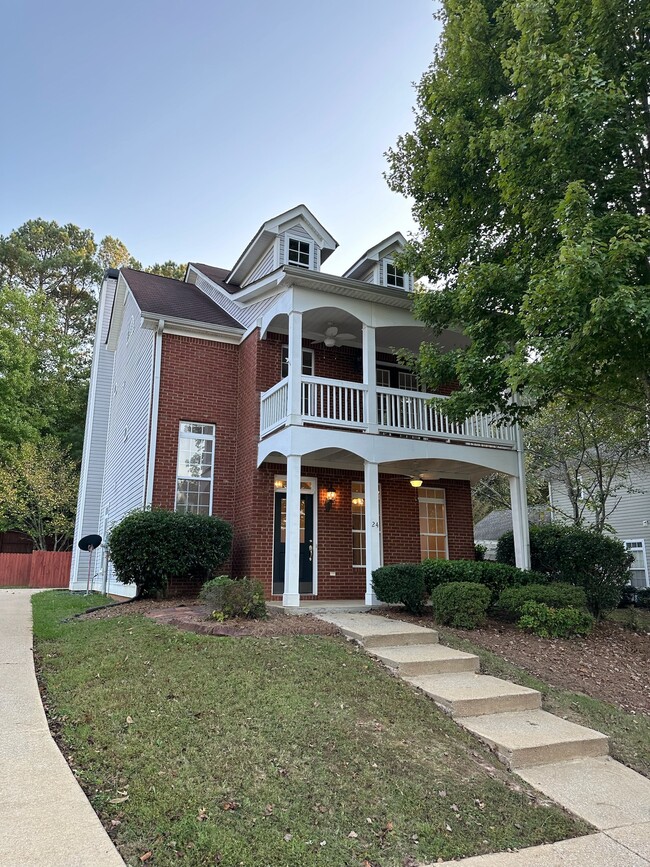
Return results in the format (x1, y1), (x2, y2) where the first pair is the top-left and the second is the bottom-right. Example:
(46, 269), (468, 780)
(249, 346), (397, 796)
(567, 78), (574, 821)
(145, 320), (165, 508)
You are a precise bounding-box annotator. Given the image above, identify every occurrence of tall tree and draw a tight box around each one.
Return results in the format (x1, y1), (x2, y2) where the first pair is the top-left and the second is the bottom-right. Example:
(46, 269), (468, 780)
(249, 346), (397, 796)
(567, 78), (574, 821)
(97, 235), (142, 271)
(146, 260), (186, 280)
(386, 0), (649, 422)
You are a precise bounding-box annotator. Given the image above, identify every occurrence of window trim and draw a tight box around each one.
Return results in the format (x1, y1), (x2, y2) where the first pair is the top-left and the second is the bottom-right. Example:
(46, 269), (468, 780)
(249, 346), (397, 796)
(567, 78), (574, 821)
(384, 260), (405, 289)
(174, 421), (216, 516)
(351, 481), (383, 569)
(281, 345), (314, 379)
(418, 487), (448, 561)
(286, 235), (313, 269)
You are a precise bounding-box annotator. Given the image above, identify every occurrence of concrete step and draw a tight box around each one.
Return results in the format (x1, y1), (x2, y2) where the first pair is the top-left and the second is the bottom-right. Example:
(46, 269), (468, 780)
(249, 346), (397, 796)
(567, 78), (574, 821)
(318, 612), (438, 648)
(371, 643), (479, 676)
(460, 709), (609, 769)
(518, 757), (650, 831)
(406, 672), (541, 717)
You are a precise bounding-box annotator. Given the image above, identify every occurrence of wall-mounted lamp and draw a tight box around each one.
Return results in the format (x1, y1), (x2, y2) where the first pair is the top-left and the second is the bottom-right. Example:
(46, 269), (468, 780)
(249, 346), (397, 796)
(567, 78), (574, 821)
(274, 478), (285, 489)
(325, 485), (337, 511)
(409, 478), (423, 488)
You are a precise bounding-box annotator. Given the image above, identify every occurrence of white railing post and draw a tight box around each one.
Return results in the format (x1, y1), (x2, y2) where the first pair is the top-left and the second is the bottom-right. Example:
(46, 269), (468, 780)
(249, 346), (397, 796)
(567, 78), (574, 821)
(510, 421), (531, 569)
(288, 311), (303, 426)
(362, 324), (378, 434)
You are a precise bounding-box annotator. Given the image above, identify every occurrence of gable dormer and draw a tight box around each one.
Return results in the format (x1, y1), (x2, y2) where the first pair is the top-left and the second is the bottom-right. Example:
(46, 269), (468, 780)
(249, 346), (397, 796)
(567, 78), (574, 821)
(343, 231), (413, 292)
(227, 204), (338, 289)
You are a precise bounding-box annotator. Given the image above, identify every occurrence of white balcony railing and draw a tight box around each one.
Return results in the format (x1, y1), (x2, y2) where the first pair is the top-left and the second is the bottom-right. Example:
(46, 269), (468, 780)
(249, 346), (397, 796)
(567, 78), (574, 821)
(260, 375), (515, 447)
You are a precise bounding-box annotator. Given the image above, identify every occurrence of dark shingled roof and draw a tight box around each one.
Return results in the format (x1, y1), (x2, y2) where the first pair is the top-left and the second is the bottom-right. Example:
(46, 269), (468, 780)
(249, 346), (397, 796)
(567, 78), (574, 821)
(474, 507), (551, 541)
(121, 268), (243, 330)
(191, 262), (241, 294)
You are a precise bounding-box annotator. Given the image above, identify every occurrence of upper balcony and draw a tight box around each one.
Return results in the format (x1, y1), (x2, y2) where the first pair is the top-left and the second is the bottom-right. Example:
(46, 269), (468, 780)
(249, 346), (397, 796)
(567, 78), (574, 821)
(260, 374), (514, 449)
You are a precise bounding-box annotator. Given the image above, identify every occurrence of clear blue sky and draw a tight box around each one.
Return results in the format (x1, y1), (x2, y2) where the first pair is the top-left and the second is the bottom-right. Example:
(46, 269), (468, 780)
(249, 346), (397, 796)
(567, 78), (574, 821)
(1, 1), (440, 275)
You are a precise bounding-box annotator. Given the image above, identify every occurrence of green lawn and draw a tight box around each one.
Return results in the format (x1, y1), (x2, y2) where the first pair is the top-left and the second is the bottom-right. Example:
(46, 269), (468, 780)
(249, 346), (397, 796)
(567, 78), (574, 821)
(438, 629), (650, 778)
(33, 592), (588, 867)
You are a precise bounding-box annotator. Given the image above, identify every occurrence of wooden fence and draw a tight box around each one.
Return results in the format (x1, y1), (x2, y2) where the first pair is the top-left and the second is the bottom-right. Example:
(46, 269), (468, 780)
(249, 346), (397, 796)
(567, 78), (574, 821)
(0, 551), (72, 588)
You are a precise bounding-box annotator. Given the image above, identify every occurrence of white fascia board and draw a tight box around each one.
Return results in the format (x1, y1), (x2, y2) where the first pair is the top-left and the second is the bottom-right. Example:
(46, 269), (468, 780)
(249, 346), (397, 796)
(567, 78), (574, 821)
(343, 231), (407, 280)
(140, 313), (244, 344)
(106, 272), (131, 350)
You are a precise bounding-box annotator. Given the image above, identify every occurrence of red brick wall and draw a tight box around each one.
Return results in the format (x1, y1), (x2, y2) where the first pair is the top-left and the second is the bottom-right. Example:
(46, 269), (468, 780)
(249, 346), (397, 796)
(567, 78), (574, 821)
(153, 329), (475, 599)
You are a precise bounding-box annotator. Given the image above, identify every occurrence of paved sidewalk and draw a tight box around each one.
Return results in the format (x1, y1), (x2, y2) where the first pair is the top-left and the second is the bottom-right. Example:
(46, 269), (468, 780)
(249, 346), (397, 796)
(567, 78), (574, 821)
(0, 589), (124, 866)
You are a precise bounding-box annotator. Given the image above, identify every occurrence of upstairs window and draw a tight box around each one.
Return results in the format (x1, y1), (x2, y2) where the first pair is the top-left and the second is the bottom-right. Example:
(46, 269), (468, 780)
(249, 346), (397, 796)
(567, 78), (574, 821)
(175, 422), (215, 515)
(288, 237), (311, 269)
(281, 346), (314, 378)
(385, 262), (405, 289)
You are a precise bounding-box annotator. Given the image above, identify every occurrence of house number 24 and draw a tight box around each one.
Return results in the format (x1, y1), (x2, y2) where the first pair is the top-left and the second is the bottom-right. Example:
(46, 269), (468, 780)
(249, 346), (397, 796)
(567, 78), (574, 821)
(371, 521), (380, 528)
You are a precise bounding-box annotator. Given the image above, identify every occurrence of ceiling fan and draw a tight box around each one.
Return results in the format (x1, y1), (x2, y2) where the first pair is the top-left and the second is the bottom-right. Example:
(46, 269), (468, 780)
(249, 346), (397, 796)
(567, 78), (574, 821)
(307, 324), (357, 347)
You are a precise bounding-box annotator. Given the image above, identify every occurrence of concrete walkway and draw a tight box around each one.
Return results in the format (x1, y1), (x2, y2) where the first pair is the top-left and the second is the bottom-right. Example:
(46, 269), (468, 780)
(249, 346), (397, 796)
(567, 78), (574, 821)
(321, 612), (650, 866)
(0, 589), (124, 866)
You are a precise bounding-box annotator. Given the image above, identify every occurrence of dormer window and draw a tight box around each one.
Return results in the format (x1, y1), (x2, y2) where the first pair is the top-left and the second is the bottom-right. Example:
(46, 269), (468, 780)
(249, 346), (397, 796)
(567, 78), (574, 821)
(385, 262), (405, 288)
(288, 237), (311, 269)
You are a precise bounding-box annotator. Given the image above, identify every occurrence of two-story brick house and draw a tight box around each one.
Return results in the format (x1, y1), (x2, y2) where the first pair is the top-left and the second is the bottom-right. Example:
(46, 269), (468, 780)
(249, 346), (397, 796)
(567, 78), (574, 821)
(70, 205), (530, 606)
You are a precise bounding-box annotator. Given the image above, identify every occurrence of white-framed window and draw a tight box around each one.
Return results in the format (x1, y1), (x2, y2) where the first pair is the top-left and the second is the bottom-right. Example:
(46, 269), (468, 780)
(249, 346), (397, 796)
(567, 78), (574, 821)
(175, 422), (215, 515)
(287, 236), (312, 269)
(281, 345), (314, 378)
(351, 481), (382, 568)
(376, 367), (391, 387)
(624, 539), (649, 589)
(419, 488), (448, 560)
(398, 370), (419, 391)
(385, 261), (405, 289)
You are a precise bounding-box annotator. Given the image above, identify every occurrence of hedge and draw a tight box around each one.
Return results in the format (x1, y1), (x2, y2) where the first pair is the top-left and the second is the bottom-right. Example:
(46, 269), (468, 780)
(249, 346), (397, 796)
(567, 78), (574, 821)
(421, 558), (548, 603)
(107, 509), (233, 597)
(497, 524), (633, 618)
(371, 563), (427, 614)
(517, 601), (594, 638)
(200, 576), (266, 621)
(496, 583), (587, 621)
(431, 582), (491, 629)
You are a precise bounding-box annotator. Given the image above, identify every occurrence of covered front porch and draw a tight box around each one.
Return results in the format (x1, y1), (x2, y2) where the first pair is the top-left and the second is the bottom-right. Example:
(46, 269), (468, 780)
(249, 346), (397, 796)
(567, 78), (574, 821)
(258, 431), (530, 608)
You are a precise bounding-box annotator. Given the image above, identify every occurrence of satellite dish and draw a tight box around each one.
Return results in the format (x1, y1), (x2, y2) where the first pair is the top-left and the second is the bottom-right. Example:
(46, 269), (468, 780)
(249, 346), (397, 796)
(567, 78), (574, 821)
(78, 533), (102, 551)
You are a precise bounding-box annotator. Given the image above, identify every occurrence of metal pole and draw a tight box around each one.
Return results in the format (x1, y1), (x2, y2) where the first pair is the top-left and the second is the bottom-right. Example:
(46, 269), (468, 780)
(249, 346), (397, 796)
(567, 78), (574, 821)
(85, 545), (94, 595)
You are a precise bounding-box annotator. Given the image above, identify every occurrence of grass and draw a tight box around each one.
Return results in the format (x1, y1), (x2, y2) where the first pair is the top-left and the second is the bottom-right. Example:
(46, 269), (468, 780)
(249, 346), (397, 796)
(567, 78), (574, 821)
(607, 607), (650, 631)
(32, 592), (588, 867)
(437, 628), (650, 778)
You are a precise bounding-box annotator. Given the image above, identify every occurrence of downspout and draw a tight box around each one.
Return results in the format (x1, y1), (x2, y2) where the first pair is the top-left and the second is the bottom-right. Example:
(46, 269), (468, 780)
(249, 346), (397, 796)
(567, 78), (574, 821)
(145, 320), (165, 508)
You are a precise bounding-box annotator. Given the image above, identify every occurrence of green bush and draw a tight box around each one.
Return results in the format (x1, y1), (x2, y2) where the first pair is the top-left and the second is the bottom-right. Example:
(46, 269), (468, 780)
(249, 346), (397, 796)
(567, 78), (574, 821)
(372, 563), (427, 614)
(421, 558), (548, 603)
(431, 582), (491, 629)
(496, 583), (587, 621)
(517, 601), (594, 638)
(636, 588), (650, 609)
(107, 509), (233, 597)
(200, 576), (266, 621)
(497, 524), (633, 619)
(474, 543), (487, 561)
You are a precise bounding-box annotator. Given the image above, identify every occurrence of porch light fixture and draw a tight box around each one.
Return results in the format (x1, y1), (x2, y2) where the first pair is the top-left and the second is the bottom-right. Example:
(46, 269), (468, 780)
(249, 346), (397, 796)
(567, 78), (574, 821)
(352, 496), (364, 507)
(325, 485), (337, 511)
(409, 478), (423, 488)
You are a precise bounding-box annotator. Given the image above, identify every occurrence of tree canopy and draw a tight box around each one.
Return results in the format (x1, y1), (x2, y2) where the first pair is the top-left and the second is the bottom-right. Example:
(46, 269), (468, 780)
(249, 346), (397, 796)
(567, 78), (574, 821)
(386, 0), (649, 422)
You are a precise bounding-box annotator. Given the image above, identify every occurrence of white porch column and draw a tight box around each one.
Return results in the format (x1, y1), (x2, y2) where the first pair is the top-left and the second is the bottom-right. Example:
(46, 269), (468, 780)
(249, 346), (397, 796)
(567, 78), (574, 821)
(364, 460), (381, 605)
(362, 324), (378, 434)
(509, 422), (531, 569)
(283, 454), (302, 607)
(287, 311), (304, 426)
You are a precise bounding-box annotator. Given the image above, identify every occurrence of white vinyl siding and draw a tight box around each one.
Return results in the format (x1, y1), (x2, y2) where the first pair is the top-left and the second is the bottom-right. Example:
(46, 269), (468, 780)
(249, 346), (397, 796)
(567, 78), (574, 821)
(193, 272), (279, 328)
(100, 288), (156, 595)
(242, 244), (276, 287)
(69, 274), (118, 588)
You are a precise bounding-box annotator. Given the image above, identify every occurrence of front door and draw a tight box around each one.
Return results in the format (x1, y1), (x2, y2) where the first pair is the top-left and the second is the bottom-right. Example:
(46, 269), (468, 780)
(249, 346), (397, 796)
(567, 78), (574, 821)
(273, 492), (314, 595)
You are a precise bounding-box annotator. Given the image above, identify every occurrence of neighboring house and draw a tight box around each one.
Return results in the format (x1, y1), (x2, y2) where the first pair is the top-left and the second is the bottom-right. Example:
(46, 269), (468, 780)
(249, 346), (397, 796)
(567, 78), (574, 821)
(70, 204), (530, 606)
(474, 507), (551, 560)
(549, 467), (650, 589)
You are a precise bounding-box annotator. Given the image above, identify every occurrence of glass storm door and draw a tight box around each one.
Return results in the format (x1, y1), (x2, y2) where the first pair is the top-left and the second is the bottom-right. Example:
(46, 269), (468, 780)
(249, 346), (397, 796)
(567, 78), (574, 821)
(273, 493), (314, 595)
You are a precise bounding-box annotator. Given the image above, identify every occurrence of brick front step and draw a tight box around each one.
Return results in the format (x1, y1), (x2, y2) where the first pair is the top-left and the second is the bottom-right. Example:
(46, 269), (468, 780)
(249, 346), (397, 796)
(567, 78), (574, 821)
(406, 672), (541, 717)
(460, 710), (609, 769)
(370, 643), (479, 676)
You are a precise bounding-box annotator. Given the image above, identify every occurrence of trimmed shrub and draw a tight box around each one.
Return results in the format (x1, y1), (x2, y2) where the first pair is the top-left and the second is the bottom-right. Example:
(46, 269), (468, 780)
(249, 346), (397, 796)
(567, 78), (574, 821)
(200, 576), (266, 621)
(497, 524), (633, 619)
(474, 544), (487, 561)
(372, 563), (427, 614)
(421, 558), (548, 604)
(431, 582), (491, 629)
(108, 509), (233, 597)
(517, 601), (594, 638)
(496, 583), (587, 621)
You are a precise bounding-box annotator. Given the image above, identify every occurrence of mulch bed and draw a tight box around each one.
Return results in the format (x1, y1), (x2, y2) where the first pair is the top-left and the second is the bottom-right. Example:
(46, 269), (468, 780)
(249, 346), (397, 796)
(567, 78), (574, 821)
(382, 608), (650, 716)
(80, 597), (340, 638)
